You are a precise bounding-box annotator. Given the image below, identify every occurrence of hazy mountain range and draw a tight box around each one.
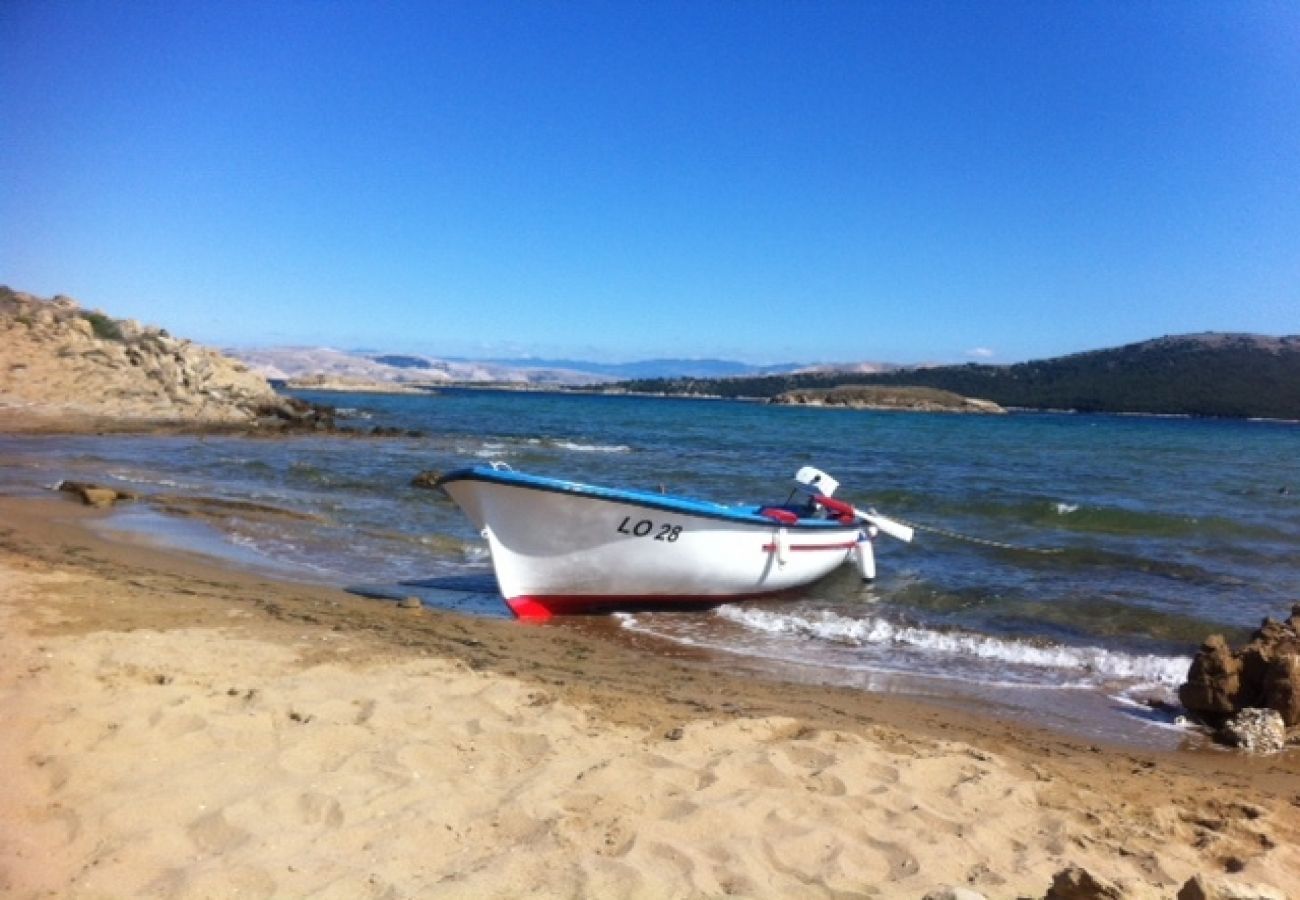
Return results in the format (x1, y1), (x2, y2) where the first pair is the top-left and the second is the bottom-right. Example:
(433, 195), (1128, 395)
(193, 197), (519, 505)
(227, 347), (895, 387)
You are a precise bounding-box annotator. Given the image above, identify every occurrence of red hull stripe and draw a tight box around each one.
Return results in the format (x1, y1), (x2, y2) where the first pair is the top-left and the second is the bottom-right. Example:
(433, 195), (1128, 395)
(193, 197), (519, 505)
(760, 541), (859, 552)
(506, 590), (789, 621)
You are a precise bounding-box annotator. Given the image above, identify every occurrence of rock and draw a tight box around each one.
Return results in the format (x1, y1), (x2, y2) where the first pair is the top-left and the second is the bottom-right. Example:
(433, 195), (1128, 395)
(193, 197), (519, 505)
(1218, 708), (1286, 754)
(922, 889), (989, 900)
(1264, 652), (1300, 726)
(57, 479), (138, 507)
(81, 488), (119, 508)
(1043, 865), (1123, 900)
(396, 596), (422, 610)
(410, 470), (443, 490)
(1178, 874), (1288, 900)
(1180, 605), (1300, 730)
(1181, 635), (1243, 720)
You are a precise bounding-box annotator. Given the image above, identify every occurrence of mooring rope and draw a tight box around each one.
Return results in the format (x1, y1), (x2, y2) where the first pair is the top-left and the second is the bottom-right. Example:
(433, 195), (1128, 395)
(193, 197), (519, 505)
(874, 511), (1066, 555)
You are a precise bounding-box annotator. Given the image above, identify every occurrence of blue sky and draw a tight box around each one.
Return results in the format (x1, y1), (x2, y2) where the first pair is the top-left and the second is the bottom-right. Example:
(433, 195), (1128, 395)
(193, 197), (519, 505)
(3, 1), (1298, 364)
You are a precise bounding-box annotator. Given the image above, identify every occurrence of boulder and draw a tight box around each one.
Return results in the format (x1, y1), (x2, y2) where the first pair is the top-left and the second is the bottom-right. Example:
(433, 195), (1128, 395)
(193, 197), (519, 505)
(57, 480), (138, 507)
(1178, 874), (1288, 900)
(1043, 865), (1123, 900)
(1180, 635), (1242, 720)
(1219, 708), (1286, 755)
(1180, 605), (1300, 730)
(922, 889), (989, 900)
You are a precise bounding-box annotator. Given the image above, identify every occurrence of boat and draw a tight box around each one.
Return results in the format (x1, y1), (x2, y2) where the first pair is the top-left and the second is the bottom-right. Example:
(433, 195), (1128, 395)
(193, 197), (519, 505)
(436, 464), (913, 620)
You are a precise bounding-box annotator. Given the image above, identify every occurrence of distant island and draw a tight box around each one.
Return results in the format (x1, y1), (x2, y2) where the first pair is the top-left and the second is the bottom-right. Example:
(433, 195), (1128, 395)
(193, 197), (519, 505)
(770, 385), (1005, 414)
(606, 333), (1300, 420)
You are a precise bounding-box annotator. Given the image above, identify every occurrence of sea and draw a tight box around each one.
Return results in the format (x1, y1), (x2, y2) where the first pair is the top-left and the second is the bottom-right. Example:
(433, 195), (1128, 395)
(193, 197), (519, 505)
(3, 388), (1297, 747)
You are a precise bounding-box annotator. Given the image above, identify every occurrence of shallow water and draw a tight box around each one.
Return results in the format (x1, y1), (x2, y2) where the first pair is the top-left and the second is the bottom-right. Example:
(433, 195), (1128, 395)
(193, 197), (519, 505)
(3, 388), (1297, 745)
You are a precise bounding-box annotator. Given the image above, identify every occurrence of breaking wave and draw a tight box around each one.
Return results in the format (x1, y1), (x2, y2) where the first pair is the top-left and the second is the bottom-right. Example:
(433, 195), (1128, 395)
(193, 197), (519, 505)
(712, 606), (1191, 686)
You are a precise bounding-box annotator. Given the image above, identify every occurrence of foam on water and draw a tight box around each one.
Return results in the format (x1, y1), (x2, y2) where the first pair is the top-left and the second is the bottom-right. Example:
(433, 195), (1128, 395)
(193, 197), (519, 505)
(712, 605), (1191, 686)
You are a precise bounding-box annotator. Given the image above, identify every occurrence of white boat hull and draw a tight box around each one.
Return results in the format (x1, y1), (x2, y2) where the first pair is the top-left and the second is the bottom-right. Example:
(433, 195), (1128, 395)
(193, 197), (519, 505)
(439, 467), (864, 619)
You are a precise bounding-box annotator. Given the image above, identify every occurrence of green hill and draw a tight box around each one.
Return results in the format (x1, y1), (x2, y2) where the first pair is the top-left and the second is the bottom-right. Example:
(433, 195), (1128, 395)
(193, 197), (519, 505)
(611, 333), (1300, 420)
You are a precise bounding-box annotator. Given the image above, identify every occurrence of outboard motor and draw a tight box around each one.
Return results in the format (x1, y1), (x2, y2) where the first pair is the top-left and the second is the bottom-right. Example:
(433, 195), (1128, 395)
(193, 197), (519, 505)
(793, 466), (839, 498)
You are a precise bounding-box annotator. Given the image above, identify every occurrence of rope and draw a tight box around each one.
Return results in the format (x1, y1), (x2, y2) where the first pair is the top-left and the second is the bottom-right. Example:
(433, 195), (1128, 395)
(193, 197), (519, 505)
(874, 511), (1066, 555)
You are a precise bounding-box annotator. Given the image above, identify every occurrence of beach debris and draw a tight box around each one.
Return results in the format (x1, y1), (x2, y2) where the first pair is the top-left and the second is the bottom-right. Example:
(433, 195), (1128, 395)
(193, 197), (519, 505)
(1219, 708), (1287, 755)
(1042, 865), (1123, 900)
(1179, 604), (1300, 744)
(56, 479), (139, 507)
(663, 726), (685, 741)
(397, 596), (423, 610)
(1177, 874), (1288, 900)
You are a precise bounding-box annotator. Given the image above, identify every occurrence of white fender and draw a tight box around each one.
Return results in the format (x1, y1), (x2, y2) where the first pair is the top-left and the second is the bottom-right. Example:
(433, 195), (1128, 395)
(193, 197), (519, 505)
(776, 527), (789, 566)
(856, 529), (877, 580)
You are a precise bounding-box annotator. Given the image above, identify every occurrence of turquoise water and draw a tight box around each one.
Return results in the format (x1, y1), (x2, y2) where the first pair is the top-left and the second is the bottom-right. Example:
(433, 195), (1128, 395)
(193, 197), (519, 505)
(3, 389), (1297, 742)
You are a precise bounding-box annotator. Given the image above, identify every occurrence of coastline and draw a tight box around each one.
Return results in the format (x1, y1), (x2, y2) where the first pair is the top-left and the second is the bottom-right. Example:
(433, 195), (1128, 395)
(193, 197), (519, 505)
(2, 494), (1298, 897)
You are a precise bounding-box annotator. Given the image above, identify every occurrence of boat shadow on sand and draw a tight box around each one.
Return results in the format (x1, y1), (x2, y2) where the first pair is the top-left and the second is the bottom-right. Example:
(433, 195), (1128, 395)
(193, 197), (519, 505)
(348, 574), (514, 618)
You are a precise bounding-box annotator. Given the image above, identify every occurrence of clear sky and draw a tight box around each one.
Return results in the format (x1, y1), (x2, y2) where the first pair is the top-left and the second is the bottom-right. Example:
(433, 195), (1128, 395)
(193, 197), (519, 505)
(3, 1), (1298, 364)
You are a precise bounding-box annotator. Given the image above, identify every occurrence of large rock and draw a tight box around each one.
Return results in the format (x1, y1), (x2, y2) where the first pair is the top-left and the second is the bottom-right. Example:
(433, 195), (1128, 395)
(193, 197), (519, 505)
(1178, 874), (1288, 900)
(1219, 708), (1286, 755)
(1043, 865), (1123, 900)
(1179, 604), (1300, 730)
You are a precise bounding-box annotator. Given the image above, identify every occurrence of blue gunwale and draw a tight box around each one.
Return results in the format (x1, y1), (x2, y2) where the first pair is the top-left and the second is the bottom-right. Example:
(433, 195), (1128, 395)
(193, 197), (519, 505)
(436, 465), (858, 531)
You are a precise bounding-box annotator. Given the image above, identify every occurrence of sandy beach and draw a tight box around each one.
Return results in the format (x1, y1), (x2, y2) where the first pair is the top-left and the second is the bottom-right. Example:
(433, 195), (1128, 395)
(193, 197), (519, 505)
(2, 495), (1298, 899)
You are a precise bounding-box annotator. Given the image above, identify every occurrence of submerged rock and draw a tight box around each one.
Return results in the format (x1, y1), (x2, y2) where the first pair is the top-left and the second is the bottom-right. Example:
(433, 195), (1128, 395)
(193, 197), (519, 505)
(1179, 604), (1300, 738)
(410, 469), (444, 490)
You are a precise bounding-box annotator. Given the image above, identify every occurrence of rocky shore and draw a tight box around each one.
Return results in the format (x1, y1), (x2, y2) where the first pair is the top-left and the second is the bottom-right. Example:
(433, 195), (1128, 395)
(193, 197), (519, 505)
(0, 287), (336, 434)
(1180, 605), (1300, 754)
(770, 384), (1006, 414)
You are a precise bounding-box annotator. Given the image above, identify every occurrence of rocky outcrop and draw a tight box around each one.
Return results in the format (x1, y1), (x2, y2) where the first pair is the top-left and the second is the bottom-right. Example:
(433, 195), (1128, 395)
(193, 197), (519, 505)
(1, 287), (286, 430)
(1180, 604), (1300, 745)
(769, 385), (1006, 414)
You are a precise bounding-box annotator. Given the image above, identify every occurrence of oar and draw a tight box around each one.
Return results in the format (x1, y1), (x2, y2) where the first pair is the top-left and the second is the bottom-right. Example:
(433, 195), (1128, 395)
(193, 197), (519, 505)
(812, 495), (915, 543)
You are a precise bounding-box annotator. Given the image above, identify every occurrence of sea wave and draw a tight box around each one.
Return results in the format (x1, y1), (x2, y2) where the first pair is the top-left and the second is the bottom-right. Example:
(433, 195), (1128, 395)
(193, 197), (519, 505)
(108, 471), (189, 488)
(713, 606), (1191, 686)
(527, 437), (631, 454)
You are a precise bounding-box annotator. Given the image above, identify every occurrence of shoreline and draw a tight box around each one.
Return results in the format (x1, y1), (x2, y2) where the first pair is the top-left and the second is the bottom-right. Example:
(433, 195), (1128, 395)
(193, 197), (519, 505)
(2, 494), (1299, 897)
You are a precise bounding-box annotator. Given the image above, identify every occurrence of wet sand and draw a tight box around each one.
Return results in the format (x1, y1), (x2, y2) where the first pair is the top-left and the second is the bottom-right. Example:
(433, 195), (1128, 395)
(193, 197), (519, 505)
(2, 495), (1298, 898)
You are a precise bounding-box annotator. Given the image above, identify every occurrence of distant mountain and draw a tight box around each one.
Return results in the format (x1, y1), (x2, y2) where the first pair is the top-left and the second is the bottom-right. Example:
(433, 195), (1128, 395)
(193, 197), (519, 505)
(439, 357), (809, 380)
(230, 347), (610, 386)
(609, 333), (1300, 420)
(227, 348), (836, 386)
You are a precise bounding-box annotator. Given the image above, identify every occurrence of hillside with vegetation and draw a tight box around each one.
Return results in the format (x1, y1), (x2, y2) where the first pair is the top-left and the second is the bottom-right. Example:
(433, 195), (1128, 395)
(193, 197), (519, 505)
(609, 334), (1300, 420)
(0, 287), (329, 432)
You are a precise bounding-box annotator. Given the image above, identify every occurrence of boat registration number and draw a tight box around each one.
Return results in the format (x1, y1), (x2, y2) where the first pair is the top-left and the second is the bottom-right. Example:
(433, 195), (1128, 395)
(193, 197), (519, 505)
(616, 516), (682, 543)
